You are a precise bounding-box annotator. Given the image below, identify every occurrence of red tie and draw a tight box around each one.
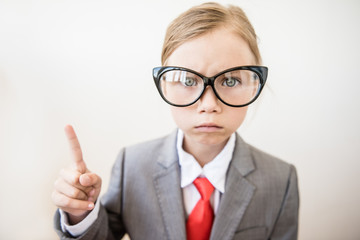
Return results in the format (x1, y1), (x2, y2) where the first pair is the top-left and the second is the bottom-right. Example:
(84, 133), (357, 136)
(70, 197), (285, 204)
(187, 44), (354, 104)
(186, 177), (215, 240)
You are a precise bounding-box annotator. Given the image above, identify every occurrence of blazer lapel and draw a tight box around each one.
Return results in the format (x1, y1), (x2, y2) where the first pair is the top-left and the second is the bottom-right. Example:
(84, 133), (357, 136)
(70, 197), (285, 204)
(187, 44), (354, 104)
(153, 130), (187, 240)
(210, 134), (256, 240)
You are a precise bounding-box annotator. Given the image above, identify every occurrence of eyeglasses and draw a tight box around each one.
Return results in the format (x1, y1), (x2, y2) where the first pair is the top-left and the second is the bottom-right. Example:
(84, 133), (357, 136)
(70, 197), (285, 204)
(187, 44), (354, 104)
(153, 66), (268, 107)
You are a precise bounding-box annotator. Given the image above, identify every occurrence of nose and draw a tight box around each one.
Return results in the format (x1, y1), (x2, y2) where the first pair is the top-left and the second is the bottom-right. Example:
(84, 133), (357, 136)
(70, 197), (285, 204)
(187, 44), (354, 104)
(197, 86), (221, 113)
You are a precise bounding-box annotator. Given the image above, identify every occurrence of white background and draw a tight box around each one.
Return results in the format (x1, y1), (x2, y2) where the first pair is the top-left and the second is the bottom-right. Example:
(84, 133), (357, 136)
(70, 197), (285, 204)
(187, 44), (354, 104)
(0, 0), (359, 239)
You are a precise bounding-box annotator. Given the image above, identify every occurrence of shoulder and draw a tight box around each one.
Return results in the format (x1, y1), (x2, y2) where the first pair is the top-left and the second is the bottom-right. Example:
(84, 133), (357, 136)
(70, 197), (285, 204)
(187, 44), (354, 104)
(124, 130), (177, 157)
(248, 143), (295, 173)
(247, 144), (298, 201)
(234, 134), (297, 184)
(113, 130), (178, 172)
(231, 136), (299, 237)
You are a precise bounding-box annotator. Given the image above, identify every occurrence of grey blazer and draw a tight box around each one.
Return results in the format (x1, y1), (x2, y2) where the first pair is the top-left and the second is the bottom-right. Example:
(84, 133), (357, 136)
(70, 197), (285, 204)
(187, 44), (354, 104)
(54, 130), (299, 240)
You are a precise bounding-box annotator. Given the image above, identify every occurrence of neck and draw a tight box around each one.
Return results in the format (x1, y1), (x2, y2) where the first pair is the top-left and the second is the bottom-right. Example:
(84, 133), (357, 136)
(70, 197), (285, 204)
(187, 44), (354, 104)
(182, 135), (228, 168)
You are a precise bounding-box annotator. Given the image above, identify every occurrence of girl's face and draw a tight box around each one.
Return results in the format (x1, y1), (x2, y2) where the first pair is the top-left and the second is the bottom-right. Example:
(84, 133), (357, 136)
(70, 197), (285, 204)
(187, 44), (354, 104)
(166, 27), (256, 151)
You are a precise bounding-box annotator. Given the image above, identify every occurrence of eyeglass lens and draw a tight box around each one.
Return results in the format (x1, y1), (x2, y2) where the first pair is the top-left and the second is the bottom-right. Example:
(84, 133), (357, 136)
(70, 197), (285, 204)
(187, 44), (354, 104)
(159, 69), (261, 106)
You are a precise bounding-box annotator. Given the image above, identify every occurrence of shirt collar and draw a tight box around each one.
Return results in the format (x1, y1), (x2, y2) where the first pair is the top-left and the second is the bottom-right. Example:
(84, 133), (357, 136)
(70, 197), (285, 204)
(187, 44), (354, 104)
(177, 129), (235, 193)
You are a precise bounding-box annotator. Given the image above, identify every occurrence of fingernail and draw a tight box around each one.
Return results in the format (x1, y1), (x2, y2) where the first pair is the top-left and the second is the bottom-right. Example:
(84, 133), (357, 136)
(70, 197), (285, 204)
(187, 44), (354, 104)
(88, 203), (94, 209)
(83, 175), (90, 182)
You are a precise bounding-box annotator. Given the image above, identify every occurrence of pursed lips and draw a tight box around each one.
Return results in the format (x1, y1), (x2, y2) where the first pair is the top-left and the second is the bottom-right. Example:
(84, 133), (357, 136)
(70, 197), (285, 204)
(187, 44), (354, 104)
(194, 123), (223, 132)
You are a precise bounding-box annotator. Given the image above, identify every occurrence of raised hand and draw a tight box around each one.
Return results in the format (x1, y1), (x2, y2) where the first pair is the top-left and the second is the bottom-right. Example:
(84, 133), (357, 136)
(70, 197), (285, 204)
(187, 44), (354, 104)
(52, 125), (102, 224)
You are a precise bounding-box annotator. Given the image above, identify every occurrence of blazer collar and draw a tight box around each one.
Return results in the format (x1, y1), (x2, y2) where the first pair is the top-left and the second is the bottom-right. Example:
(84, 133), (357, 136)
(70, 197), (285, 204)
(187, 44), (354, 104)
(230, 132), (256, 177)
(210, 133), (256, 240)
(155, 131), (254, 175)
(153, 130), (257, 240)
(155, 129), (179, 169)
(153, 130), (187, 240)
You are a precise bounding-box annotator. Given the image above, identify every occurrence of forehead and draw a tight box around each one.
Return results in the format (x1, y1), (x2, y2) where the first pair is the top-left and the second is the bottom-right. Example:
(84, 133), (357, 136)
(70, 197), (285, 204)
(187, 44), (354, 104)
(166, 27), (255, 76)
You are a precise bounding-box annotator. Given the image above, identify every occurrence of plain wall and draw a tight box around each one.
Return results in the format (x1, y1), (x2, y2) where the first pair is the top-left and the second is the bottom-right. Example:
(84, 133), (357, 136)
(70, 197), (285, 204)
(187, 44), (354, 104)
(0, 0), (359, 239)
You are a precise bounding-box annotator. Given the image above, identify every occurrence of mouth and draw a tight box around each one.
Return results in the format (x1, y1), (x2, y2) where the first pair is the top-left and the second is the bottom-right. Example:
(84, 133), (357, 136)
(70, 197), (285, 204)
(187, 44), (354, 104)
(195, 123), (223, 132)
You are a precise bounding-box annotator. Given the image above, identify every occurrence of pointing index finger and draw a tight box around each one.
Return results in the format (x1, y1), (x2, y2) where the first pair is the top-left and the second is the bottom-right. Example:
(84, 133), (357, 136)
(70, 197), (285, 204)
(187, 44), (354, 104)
(64, 125), (86, 173)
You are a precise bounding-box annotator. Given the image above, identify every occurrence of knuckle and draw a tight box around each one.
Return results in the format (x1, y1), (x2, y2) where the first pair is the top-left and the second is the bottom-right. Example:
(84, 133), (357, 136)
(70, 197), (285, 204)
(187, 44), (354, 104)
(91, 173), (101, 184)
(61, 196), (71, 206)
(71, 188), (81, 199)
(70, 174), (80, 185)
(52, 191), (69, 208)
(72, 147), (82, 157)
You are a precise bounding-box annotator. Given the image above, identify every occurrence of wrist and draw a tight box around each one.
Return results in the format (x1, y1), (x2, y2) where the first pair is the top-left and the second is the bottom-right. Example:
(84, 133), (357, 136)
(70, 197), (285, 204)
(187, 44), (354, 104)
(68, 210), (91, 225)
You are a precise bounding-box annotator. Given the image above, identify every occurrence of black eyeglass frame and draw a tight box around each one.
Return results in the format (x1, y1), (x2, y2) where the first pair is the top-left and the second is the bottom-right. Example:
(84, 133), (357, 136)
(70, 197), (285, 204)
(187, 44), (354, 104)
(153, 65), (268, 107)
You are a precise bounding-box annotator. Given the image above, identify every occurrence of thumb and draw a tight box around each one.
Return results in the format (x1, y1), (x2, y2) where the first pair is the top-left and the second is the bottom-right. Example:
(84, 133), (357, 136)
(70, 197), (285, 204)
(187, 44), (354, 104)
(79, 172), (102, 189)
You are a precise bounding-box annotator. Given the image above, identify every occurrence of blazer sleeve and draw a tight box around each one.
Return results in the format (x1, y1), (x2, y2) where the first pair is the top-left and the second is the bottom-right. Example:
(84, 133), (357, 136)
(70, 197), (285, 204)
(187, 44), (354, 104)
(269, 165), (300, 240)
(53, 149), (127, 240)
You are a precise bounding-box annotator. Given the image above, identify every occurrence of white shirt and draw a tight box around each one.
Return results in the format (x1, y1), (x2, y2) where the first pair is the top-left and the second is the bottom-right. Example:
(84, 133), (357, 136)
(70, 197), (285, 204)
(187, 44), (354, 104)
(177, 129), (235, 216)
(60, 130), (236, 236)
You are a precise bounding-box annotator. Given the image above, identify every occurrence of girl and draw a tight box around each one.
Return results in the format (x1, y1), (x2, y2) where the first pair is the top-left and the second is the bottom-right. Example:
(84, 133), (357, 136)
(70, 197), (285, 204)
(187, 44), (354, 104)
(52, 2), (299, 240)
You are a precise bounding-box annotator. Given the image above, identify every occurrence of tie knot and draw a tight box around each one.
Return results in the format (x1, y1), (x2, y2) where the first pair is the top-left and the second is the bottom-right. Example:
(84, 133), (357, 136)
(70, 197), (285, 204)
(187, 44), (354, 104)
(193, 177), (214, 201)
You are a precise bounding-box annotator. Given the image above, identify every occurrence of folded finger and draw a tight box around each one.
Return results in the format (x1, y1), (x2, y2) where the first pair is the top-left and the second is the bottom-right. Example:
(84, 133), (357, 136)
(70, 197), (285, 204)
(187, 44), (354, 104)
(54, 178), (88, 200)
(53, 190), (94, 211)
(59, 168), (92, 192)
(79, 172), (102, 189)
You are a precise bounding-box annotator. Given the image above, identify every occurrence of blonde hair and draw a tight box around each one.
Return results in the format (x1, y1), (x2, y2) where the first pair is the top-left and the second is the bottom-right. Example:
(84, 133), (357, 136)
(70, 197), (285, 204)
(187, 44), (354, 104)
(161, 2), (262, 65)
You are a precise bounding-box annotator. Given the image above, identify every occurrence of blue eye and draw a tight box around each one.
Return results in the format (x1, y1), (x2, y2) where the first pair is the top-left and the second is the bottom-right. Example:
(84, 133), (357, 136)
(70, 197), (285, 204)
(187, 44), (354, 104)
(222, 77), (240, 87)
(183, 77), (197, 86)
(252, 73), (259, 81)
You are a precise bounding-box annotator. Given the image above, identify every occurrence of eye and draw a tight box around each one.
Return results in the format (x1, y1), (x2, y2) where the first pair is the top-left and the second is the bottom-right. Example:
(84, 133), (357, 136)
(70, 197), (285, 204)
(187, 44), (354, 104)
(252, 73), (259, 81)
(182, 77), (197, 86)
(222, 77), (240, 87)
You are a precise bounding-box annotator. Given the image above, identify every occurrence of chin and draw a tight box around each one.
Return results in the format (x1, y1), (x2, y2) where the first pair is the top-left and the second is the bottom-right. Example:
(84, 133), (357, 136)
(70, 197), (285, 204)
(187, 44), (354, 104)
(195, 134), (229, 146)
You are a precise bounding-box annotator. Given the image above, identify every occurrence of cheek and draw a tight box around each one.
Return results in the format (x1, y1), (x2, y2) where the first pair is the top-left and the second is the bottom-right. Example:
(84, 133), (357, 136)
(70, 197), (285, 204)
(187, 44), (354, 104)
(170, 107), (192, 127)
(227, 107), (248, 128)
